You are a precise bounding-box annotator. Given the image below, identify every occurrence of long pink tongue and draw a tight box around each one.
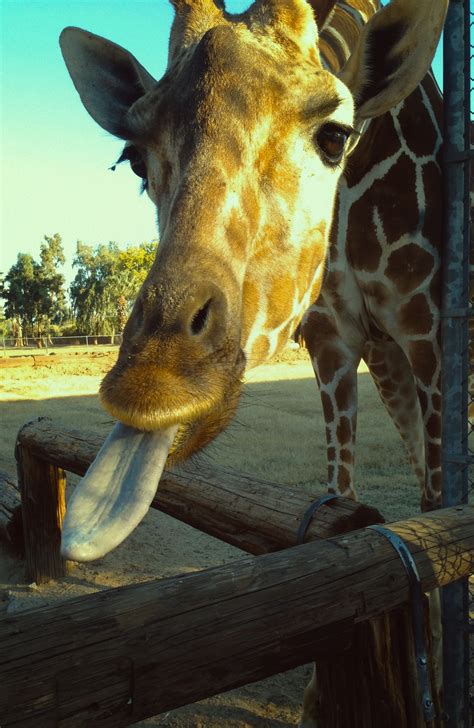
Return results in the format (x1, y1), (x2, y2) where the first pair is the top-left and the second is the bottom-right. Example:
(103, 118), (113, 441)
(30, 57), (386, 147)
(61, 422), (178, 562)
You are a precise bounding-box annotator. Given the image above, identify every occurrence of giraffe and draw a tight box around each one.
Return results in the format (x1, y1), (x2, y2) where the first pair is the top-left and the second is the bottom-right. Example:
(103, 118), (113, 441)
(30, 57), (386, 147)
(58, 0), (447, 561)
(301, 25), (444, 512)
(59, 0), (447, 723)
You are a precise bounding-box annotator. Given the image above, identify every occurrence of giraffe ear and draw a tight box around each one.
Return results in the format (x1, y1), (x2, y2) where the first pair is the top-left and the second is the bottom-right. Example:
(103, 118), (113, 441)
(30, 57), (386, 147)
(305, 0), (337, 30)
(60, 27), (157, 138)
(339, 0), (447, 120)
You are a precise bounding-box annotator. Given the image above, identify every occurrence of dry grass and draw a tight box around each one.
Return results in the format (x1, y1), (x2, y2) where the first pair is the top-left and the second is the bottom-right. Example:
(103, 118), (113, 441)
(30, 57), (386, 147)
(206, 357), (420, 524)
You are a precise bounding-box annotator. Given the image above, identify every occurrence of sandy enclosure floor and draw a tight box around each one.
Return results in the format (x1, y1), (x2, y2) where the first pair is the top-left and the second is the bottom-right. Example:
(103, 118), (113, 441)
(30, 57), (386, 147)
(0, 349), (318, 728)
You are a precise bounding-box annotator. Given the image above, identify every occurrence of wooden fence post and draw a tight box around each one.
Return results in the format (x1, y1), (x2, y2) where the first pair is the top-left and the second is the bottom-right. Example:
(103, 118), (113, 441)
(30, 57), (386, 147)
(303, 600), (442, 728)
(16, 421), (70, 583)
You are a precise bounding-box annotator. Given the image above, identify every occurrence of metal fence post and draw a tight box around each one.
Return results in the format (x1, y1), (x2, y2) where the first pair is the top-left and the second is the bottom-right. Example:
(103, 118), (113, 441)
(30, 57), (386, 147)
(441, 1), (472, 726)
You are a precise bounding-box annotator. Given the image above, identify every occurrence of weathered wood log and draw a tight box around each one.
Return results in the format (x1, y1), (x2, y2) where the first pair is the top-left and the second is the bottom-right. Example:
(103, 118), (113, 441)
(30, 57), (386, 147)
(304, 599), (443, 728)
(1, 506), (472, 727)
(16, 418), (383, 565)
(0, 470), (23, 554)
(16, 424), (70, 583)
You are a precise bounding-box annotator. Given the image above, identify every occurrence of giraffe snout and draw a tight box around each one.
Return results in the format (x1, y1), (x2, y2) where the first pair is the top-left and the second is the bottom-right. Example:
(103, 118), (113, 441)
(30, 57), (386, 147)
(99, 276), (243, 434)
(177, 281), (230, 353)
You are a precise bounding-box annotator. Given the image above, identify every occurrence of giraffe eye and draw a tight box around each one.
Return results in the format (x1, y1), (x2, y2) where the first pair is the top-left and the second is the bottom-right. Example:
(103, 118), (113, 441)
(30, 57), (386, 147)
(128, 148), (148, 183)
(114, 144), (148, 191)
(316, 123), (350, 165)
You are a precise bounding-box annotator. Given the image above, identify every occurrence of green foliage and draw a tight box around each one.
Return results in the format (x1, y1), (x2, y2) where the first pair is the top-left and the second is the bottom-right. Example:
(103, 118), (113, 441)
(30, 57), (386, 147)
(69, 240), (158, 336)
(1, 235), (157, 339)
(1, 234), (67, 337)
(60, 322), (83, 337)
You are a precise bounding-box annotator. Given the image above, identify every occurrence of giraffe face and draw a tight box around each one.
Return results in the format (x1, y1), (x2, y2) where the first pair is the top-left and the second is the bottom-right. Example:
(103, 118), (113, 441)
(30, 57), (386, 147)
(59, 0), (448, 561)
(99, 21), (354, 458)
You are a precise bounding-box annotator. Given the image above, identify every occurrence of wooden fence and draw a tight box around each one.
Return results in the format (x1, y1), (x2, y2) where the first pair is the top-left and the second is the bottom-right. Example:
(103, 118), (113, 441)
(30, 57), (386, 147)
(1, 417), (473, 727)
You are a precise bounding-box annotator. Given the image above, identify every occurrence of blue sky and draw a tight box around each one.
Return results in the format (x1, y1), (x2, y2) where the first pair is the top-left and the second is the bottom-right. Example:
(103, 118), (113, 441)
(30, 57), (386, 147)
(2, 1), (444, 286)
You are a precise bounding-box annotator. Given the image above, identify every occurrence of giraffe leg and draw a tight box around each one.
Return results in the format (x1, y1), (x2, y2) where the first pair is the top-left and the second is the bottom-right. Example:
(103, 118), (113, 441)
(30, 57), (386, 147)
(300, 309), (363, 728)
(299, 666), (318, 728)
(364, 339), (443, 696)
(398, 339), (442, 512)
(363, 340), (425, 492)
(302, 308), (363, 499)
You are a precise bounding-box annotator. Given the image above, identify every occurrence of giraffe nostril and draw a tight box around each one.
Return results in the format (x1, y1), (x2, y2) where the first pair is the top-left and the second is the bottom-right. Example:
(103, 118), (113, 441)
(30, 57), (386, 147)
(190, 298), (213, 336)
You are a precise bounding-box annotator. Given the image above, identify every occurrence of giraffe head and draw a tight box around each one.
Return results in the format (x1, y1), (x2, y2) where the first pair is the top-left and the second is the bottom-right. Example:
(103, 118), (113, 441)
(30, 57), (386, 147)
(59, 0), (447, 560)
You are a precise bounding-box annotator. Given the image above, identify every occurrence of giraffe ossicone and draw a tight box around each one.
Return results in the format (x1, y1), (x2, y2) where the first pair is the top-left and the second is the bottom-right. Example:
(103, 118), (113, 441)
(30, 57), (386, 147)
(59, 0), (447, 562)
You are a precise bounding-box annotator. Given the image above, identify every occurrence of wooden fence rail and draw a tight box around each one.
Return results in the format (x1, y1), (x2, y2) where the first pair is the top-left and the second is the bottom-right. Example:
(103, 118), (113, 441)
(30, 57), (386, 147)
(1, 505), (472, 727)
(14, 417), (383, 582)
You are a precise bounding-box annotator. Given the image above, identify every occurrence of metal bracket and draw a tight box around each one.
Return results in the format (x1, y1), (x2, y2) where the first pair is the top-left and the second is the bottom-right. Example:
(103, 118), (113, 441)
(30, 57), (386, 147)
(296, 493), (339, 545)
(441, 307), (474, 318)
(368, 524), (436, 722)
(443, 148), (474, 164)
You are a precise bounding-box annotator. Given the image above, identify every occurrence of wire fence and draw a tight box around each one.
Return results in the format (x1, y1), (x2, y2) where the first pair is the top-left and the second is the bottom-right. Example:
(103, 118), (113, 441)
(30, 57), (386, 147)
(0, 335), (123, 356)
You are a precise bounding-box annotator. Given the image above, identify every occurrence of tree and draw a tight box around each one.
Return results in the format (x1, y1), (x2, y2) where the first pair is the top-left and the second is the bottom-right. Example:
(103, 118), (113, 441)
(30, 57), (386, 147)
(2, 234), (67, 340)
(38, 234), (67, 334)
(70, 240), (157, 337)
(3, 253), (40, 339)
(117, 241), (157, 287)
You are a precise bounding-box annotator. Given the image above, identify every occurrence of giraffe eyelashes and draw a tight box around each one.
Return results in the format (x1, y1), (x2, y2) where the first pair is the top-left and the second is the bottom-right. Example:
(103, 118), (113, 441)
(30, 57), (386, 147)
(111, 144), (149, 192)
(315, 123), (352, 166)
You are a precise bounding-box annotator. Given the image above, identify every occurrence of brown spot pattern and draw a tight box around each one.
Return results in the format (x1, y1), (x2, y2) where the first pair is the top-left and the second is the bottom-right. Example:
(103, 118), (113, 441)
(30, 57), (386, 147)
(345, 112), (400, 188)
(321, 391), (334, 422)
(408, 340), (437, 387)
(421, 161), (442, 246)
(336, 416), (352, 445)
(340, 448), (352, 463)
(427, 442), (441, 467)
(302, 310), (337, 351)
(376, 154), (419, 244)
(250, 335), (270, 363)
(347, 197), (383, 272)
(421, 73), (443, 129)
(266, 275), (295, 329)
(385, 244), (434, 294)
(417, 389), (428, 414)
(427, 413), (441, 439)
(317, 346), (346, 385)
(337, 465), (352, 492)
(397, 87), (438, 157)
(398, 294), (433, 335)
(335, 372), (353, 411)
